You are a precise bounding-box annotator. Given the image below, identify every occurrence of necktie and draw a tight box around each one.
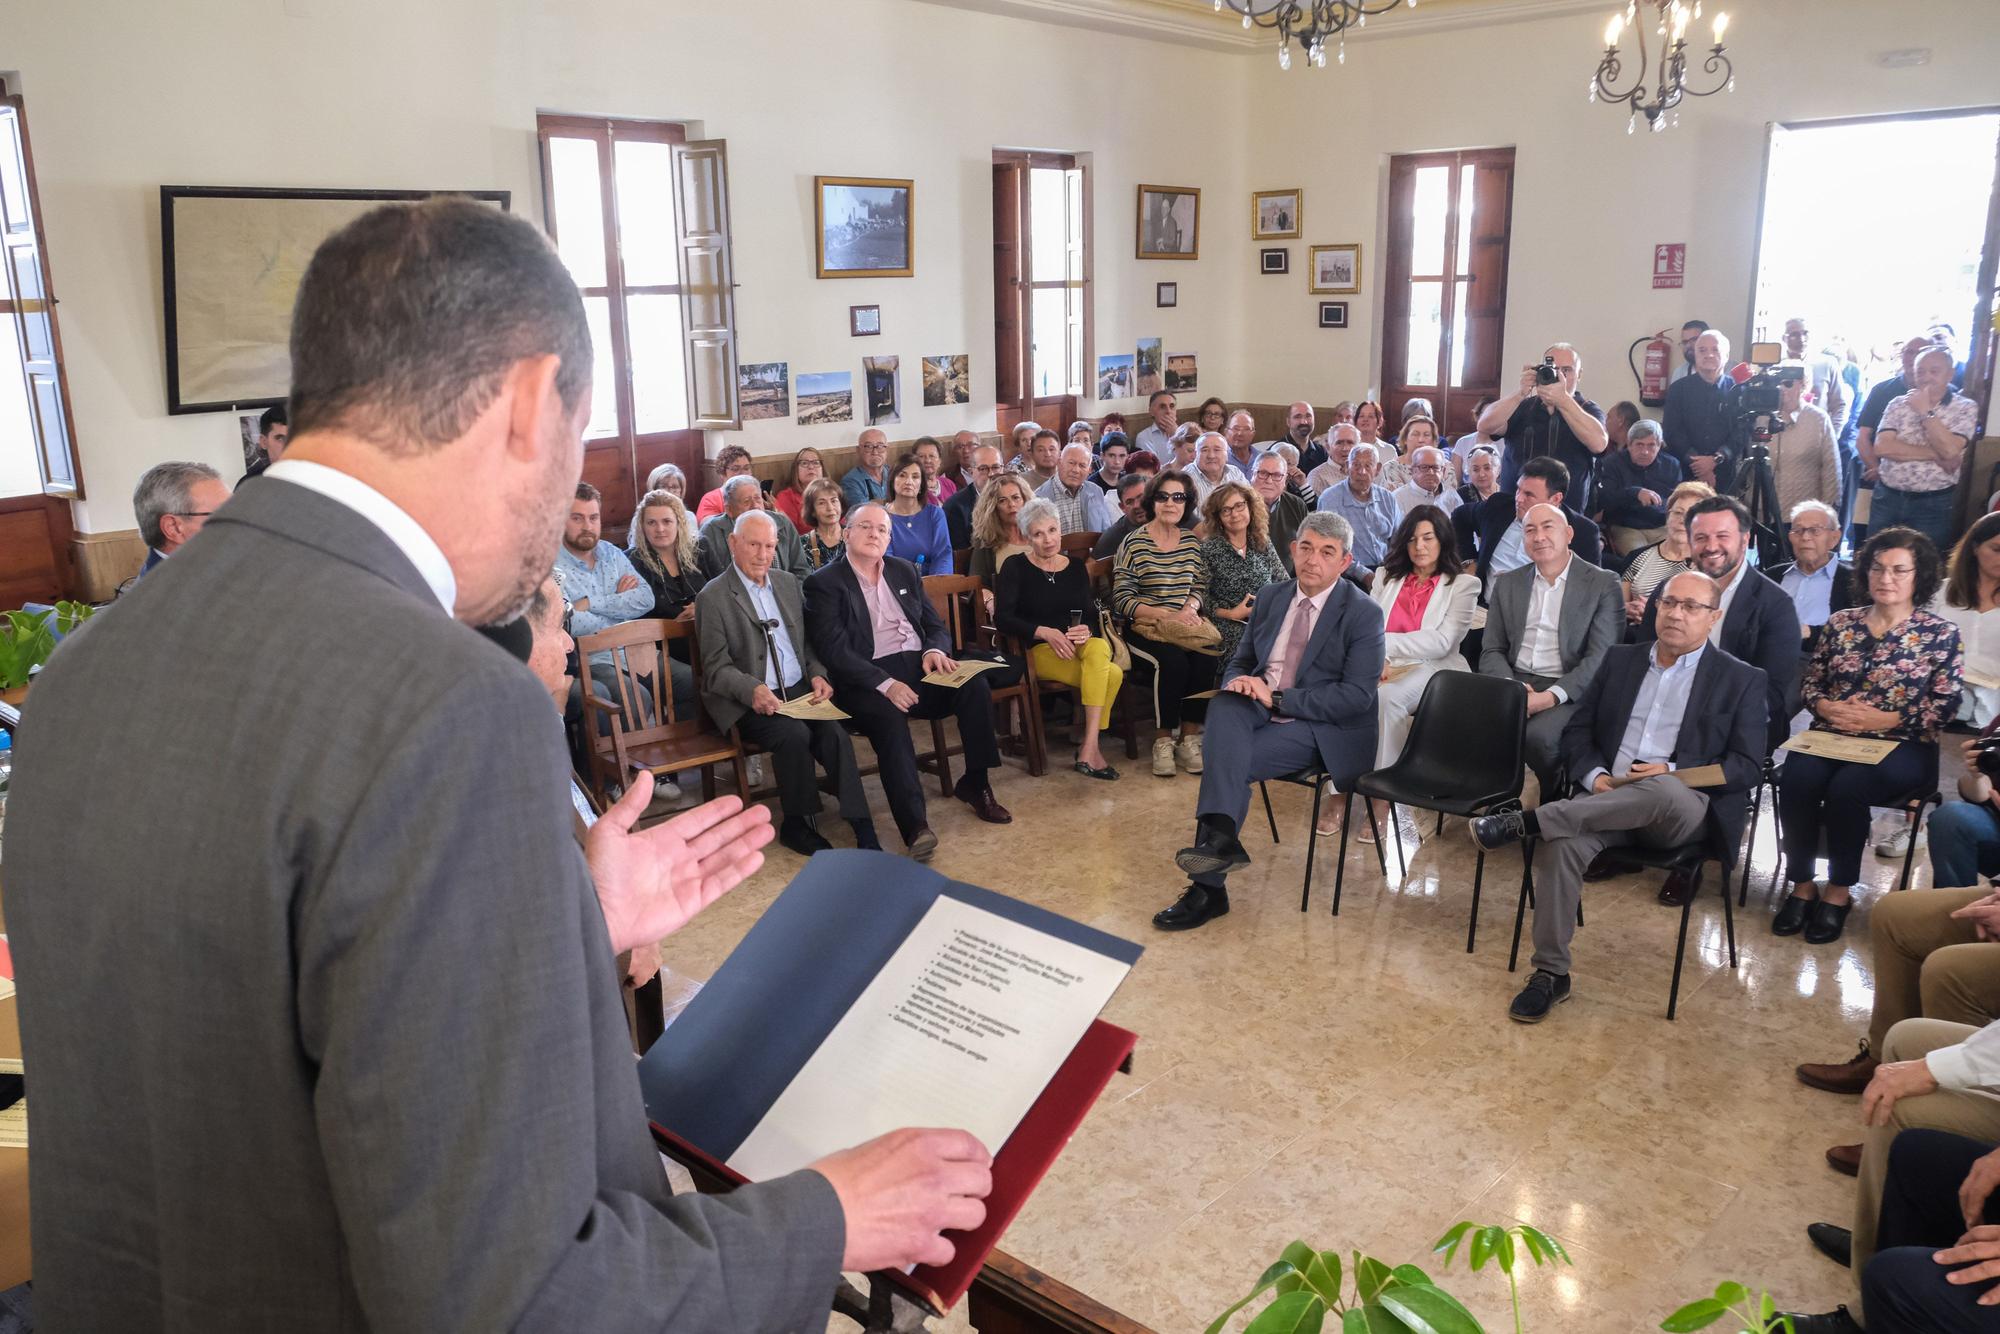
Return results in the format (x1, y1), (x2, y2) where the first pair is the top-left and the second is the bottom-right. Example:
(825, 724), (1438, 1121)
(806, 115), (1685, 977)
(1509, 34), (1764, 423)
(1276, 599), (1315, 691)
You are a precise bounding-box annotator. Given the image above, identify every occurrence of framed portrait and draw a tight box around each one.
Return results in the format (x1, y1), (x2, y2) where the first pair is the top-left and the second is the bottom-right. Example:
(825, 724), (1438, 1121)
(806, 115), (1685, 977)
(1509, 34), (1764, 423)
(1253, 189), (1302, 240)
(1317, 301), (1349, 330)
(1260, 247), (1289, 275)
(1309, 243), (1362, 295)
(1136, 184), (1200, 260)
(160, 185), (510, 414)
(849, 304), (882, 336)
(1156, 281), (1178, 308)
(815, 176), (913, 279)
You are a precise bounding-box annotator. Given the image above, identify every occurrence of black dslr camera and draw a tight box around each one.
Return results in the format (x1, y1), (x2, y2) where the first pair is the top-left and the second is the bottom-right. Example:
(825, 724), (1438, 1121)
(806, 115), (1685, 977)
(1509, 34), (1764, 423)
(1534, 355), (1562, 386)
(1974, 733), (2000, 781)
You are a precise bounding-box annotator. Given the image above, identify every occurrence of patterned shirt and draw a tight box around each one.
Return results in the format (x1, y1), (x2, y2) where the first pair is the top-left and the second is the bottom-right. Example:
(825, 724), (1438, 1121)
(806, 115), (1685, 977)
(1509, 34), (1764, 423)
(1036, 475), (1114, 534)
(1112, 526), (1208, 621)
(1877, 389), (1981, 492)
(1200, 536), (1283, 660)
(554, 541), (655, 667)
(1802, 607), (1963, 741)
(1315, 479), (1402, 576)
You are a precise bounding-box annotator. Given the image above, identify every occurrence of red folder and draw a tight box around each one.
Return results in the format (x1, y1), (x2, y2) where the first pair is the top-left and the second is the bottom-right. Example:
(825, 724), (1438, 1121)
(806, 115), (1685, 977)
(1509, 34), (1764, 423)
(650, 1017), (1137, 1313)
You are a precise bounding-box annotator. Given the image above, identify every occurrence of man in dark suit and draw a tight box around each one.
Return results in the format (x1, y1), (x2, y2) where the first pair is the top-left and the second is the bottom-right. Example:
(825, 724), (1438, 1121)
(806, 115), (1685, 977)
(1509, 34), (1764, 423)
(131, 459), (230, 580)
(697, 475), (809, 581)
(805, 501), (1013, 860)
(945, 442), (1003, 551)
(697, 510), (878, 857)
(1474, 571), (1766, 1022)
(1453, 455), (1603, 589)
(1769, 499), (1857, 654)
(236, 403), (288, 485)
(5, 199), (989, 1331)
(1159, 511), (1386, 931)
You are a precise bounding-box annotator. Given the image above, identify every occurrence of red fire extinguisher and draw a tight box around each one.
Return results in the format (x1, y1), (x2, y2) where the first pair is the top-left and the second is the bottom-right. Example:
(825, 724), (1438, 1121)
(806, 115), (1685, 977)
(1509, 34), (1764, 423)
(1630, 330), (1673, 407)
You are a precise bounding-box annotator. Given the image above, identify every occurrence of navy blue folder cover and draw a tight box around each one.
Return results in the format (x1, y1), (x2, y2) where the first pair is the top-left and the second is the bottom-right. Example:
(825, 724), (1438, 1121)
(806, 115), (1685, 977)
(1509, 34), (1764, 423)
(638, 849), (1143, 1164)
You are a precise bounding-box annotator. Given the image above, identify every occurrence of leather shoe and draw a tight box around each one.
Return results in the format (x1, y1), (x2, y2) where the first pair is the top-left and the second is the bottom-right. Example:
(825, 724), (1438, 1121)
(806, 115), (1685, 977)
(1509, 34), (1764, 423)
(1772, 893), (1814, 936)
(1797, 1041), (1877, 1095)
(1779, 1309), (1861, 1334)
(907, 827), (939, 862)
(778, 817), (832, 857)
(1656, 869), (1697, 906)
(1804, 898), (1854, 945)
(1825, 1143), (1861, 1177)
(1176, 834), (1250, 877)
(954, 779), (1013, 824)
(1807, 1221), (1852, 1268)
(1153, 884), (1229, 932)
(1471, 809), (1528, 850)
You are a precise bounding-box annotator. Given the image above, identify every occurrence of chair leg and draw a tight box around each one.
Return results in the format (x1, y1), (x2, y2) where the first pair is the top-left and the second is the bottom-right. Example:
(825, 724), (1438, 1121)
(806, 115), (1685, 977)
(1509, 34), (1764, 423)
(733, 756), (749, 803)
(1720, 858), (1738, 967)
(1508, 839), (1535, 972)
(1435, 810), (1445, 836)
(1467, 847), (1486, 954)
(1303, 779), (1322, 915)
(1897, 798), (1931, 892)
(1332, 788), (1355, 916)
(1261, 782), (1280, 845)
(1363, 800), (1388, 876)
(1390, 802), (1407, 880)
(1667, 863), (1705, 1020)
(1739, 781), (1764, 908)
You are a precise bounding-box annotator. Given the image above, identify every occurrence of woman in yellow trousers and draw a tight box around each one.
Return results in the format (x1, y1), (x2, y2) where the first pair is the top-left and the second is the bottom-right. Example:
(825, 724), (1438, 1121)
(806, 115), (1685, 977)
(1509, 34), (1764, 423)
(993, 498), (1124, 779)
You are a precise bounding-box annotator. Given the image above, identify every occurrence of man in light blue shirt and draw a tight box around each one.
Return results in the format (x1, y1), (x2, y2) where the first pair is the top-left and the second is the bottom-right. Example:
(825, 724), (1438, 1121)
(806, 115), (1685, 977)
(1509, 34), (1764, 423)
(555, 482), (671, 769)
(839, 429), (891, 509)
(1774, 500), (1851, 653)
(1314, 443), (1401, 584)
(1037, 445), (1114, 534)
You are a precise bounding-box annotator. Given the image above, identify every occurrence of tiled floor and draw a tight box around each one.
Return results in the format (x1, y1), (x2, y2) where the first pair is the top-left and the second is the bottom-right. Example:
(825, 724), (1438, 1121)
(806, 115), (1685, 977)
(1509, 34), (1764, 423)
(653, 745), (1938, 1332)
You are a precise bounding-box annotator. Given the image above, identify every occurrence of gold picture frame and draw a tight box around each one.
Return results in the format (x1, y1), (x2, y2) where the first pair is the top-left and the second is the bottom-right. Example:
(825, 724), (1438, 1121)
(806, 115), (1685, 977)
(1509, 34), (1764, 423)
(1136, 184), (1200, 260)
(814, 176), (913, 279)
(1252, 189), (1302, 240)
(1309, 243), (1362, 295)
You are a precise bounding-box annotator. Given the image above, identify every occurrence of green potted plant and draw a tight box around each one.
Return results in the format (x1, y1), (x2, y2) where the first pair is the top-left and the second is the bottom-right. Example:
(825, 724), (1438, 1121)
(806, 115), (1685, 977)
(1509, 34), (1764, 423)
(1206, 1239), (1489, 1333)
(1662, 1282), (1795, 1333)
(0, 601), (94, 703)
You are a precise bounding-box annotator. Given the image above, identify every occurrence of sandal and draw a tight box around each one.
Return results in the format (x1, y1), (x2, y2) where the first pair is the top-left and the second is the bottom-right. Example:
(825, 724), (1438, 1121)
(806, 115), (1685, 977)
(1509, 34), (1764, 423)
(1073, 754), (1120, 781)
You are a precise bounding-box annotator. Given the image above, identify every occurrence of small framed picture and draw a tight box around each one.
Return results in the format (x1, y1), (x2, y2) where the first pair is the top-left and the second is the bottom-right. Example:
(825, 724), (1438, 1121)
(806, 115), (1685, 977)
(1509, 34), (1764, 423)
(1253, 189), (1302, 240)
(1156, 281), (1178, 308)
(1260, 247), (1289, 275)
(850, 304), (881, 337)
(1136, 184), (1200, 260)
(815, 176), (913, 279)
(1310, 243), (1362, 294)
(1317, 301), (1349, 329)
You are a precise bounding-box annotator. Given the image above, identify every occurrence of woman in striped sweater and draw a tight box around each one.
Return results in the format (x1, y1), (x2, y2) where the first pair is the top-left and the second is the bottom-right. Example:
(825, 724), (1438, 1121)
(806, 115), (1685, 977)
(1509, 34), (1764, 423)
(1114, 469), (1218, 777)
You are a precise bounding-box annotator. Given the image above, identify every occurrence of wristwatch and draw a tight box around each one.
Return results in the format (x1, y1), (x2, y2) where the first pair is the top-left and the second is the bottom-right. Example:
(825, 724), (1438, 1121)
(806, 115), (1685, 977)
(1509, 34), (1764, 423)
(1270, 689), (1286, 716)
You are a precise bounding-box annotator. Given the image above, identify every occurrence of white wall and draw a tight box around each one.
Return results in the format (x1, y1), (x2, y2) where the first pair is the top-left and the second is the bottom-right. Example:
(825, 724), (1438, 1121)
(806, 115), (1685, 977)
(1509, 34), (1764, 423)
(2, 0), (1994, 533)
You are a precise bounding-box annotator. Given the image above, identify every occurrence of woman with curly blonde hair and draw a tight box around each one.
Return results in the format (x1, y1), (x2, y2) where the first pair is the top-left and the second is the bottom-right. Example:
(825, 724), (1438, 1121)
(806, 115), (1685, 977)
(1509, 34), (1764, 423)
(968, 471), (1037, 578)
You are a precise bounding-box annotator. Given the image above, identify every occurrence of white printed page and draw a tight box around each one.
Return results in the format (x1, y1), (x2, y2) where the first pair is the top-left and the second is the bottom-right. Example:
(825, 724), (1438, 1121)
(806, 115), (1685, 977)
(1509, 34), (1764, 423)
(726, 895), (1130, 1180)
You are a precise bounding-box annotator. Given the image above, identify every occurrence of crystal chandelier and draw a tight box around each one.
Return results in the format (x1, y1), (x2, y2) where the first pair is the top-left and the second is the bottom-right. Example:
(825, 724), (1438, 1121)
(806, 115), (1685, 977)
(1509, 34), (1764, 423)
(1212, 0), (1417, 71)
(1589, 0), (1734, 134)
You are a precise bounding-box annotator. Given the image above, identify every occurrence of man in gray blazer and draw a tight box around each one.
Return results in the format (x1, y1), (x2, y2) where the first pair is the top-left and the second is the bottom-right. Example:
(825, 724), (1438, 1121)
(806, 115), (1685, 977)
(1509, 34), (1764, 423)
(697, 509), (878, 858)
(1479, 502), (1623, 796)
(5, 198), (989, 1332)
(699, 475), (810, 581)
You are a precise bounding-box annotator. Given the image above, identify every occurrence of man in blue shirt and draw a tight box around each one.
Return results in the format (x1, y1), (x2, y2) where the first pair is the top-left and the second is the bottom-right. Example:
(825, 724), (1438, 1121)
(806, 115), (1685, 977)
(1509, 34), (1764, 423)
(1771, 500), (1854, 654)
(1314, 443), (1401, 586)
(839, 429), (891, 509)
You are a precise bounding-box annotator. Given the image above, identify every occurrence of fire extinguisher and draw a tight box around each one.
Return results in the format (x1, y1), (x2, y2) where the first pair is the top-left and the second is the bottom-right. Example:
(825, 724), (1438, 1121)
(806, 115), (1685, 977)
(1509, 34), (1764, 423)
(1629, 330), (1673, 407)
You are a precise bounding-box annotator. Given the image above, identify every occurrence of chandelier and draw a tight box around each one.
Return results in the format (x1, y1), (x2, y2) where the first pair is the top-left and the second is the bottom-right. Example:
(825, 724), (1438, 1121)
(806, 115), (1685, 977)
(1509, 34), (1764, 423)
(1212, 0), (1417, 70)
(1590, 0), (1734, 133)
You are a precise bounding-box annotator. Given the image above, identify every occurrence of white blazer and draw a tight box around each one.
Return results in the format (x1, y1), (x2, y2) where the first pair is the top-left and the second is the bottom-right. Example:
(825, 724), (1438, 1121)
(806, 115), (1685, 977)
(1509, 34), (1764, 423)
(1370, 570), (1481, 667)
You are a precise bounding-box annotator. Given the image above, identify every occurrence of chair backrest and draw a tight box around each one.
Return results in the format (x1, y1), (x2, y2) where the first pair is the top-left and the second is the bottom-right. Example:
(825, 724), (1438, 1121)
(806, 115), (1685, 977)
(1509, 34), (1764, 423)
(574, 617), (705, 743)
(1393, 669), (1527, 804)
(1061, 531), (1099, 560)
(922, 574), (983, 653)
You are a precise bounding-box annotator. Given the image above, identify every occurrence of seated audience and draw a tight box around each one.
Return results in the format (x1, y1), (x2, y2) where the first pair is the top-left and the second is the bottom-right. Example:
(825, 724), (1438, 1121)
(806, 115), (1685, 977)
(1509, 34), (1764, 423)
(1343, 504), (1480, 842)
(1251, 452), (1309, 574)
(799, 477), (849, 570)
(1097, 412), (1128, 445)
(967, 471), (1036, 578)
(1037, 443), (1115, 534)
(693, 443), (756, 523)
(1473, 571), (1763, 1021)
(949, 429), (982, 490)
(1114, 470), (1217, 779)
(945, 443), (1003, 550)
(559, 482), (670, 787)
(1392, 438), (1459, 517)
(1195, 395), (1228, 436)
(1089, 434), (1129, 493)
(1936, 512), (2000, 727)
(698, 475), (810, 581)
(625, 488), (708, 720)
(696, 509), (877, 857)
(1353, 400), (1407, 490)
(133, 460), (230, 577)
(1454, 455), (1603, 587)
(1477, 501), (1624, 797)
(1167, 423), (1201, 473)
(1189, 431), (1249, 507)
(1449, 393), (1501, 469)
(1772, 499), (1856, 653)
(1018, 429), (1062, 491)
(805, 503), (1013, 860)
(1305, 423), (1360, 495)
(1765, 372), (1842, 525)
(236, 404), (288, 484)
(995, 499), (1124, 779)
(884, 450), (953, 574)
(1479, 341), (1610, 513)
(1201, 481), (1283, 662)
(1133, 389), (1178, 457)
(1159, 513), (1385, 931)
(645, 461), (687, 500)
(1776, 528), (1962, 944)
(1220, 408), (1259, 474)
(1263, 401), (1328, 476)
(1314, 442), (1401, 586)
(839, 428), (891, 508)
(1003, 420), (1038, 470)
(1456, 443), (1502, 508)
(1092, 473), (1152, 561)
(771, 446), (826, 531)
(1595, 418), (1683, 555)
(1871, 345), (1980, 550)
(1621, 481), (1712, 622)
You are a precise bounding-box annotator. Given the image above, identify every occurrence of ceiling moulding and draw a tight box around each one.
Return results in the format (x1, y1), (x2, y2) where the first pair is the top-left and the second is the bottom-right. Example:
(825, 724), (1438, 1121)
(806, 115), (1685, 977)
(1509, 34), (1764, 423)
(910, 0), (1613, 53)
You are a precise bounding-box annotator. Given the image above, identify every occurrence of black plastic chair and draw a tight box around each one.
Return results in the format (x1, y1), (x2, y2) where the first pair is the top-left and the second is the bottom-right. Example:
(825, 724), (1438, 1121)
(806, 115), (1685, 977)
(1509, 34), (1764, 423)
(1755, 747), (1940, 900)
(1255, 768), (1382, 913)
(1335, 671), (1529, 949)
(1736, 754), (1782, 906)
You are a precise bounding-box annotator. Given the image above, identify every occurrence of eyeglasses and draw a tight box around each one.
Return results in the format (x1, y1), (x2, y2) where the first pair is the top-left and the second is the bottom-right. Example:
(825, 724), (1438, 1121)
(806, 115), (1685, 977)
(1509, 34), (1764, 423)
(1869, 563), (1917, 578)
(1218, 502), (1250, 515)
(172, 510), (216, 519)
(1789, 524), (1837, 536)
(1657, 597), (1720, 614)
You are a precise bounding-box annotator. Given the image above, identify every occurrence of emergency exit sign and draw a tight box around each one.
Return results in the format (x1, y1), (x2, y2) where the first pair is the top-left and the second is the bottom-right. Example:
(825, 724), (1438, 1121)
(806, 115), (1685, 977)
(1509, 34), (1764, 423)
(1654, 243), (1686, 289)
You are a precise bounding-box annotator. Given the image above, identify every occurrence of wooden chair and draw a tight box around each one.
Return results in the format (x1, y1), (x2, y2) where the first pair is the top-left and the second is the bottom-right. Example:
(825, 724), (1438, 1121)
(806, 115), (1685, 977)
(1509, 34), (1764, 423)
(576, 618), (747, 809)
(924, 573), (1047, 778)
(1060, 530), (1099, 561)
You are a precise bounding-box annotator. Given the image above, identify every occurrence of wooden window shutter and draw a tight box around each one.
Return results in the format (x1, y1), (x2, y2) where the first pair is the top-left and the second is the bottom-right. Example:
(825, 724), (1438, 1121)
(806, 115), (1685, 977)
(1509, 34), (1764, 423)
(0, 95), (83, 499)
(670, 139), (739, 429)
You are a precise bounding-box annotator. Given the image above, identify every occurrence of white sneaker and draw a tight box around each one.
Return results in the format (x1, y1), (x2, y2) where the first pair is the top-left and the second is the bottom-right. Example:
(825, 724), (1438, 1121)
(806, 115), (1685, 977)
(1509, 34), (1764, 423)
(656, 776), (683, 803)
(1874, 825), (1925, 859)
(1152, 736), (1177, 778)
(1177, 733), (1204, 774)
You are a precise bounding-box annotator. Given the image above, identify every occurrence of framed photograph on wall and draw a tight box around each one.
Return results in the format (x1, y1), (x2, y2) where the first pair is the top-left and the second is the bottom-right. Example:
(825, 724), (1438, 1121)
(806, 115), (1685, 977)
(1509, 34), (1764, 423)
(1252, 189), (1301, 240)
(1156, 281), (1178, 308)
(1317, 301), (1349, 329)
(1136, 184), (1200, 260)
(1309, 243), (1362, 295)
(815, 176), (913, 279)
(1260, 247), (1289, 275)
(850, 304), (881, 336)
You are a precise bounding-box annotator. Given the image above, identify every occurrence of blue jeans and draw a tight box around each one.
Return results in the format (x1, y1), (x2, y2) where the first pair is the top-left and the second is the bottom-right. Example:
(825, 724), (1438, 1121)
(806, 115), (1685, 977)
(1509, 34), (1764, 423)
(1930, 800), (2000, 888)
(1869, 484), (1955, 552)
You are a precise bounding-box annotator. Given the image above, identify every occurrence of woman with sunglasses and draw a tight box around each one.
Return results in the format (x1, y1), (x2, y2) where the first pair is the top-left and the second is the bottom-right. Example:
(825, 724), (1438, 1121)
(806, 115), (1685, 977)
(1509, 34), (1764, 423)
(1113, 469), (1216, 778)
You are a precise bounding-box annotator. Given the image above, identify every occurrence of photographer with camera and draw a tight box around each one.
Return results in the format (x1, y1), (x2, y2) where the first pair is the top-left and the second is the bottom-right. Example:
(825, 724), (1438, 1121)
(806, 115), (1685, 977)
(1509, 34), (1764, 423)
(1663, 329), (1737, 490)
(1479, 342), (1609, 514)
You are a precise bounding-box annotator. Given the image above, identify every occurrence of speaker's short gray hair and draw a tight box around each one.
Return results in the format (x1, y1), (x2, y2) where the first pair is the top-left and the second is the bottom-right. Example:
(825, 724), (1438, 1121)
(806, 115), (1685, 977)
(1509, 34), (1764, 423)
(134, 460), (223, 549)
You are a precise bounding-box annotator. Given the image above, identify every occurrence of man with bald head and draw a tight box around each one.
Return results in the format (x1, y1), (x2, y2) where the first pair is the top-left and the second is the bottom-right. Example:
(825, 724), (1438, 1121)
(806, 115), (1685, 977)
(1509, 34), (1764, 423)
(1480, 340), (1610, 511)
(1189, 431), (1248, 506)
(945, 442), (1003, 550)
(840, 427), (891, 508)
(1870, 343), (1980, 548)
(1474, 569), (1767, 1022)
(1223, 410), (1262, 475)
(1478, 499), (1624, 796)
(949, 429), (981, 490)
(1037, 443), (1114, 533)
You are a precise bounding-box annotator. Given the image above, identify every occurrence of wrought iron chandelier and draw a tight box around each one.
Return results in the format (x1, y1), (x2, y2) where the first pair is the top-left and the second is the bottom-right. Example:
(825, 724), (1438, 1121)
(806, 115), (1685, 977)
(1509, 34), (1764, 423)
(1590, 0), (1734, 133)
(1212, 0), (1417, 71)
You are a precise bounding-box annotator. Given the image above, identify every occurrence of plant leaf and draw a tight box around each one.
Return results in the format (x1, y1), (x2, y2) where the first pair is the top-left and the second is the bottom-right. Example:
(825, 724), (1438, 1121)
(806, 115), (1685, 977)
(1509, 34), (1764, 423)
(1276, 1274), (1305, 1295)
(1204, 1260), (1299, 1334)
(1244, 1290), (1326, 1334)
(1281, 1241), (1318, 1272)
(1356, 1256), (1395, 1304)
(1468, 1229), (1493, 1273)
(1377, 1283), (1485, 1334)
(1659, 1297), (1727, 1332)
(1388, 1264), (1433, 1288)
(1432, 1222), (1475, 1266)
(1520, 1226), (1571, 1268)
(1341, 1308), (1405, 1334)
(1493, 1229), (1516, 1275)
(1758, 1292), (1776, 1323)
(1713, 1282), (1750, 1309)
(1302, 1250), (1344, 1306)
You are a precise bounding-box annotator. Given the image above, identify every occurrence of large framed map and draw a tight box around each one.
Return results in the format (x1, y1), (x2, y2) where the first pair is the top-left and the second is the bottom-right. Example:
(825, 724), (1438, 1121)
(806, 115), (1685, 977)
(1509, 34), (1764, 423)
(160, 186), (510, 414)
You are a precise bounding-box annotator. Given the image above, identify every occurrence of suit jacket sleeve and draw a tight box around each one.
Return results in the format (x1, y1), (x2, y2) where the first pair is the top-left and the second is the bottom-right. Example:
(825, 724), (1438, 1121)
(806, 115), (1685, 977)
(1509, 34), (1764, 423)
(695, 585), (762, 717)
(1717, 661), (1767, 794)
(1479, 576), (1517, 679)
(296, 666), (845, 1333)
(1749, 580), (1804, 725)
(1285, 592), (1385, 725)
(1384, 573), (1477, 664)
(1218, 592), (1269, 689)
(778, 517), (810, 579)
(1551, 572), (1622, 703)
(1561, 663), (1618, 790)
(1452, 501), (1480, 562)
(804, 571), (891, 693)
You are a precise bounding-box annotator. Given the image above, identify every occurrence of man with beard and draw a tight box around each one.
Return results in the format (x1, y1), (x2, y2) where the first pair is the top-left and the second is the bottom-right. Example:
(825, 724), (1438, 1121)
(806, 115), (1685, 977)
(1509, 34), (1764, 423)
(1261, 400), (1329, 477)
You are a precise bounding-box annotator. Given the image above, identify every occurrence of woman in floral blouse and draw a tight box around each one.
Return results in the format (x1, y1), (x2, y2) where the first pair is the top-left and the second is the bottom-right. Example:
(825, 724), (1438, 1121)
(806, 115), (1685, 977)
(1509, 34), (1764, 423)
(1775, 526), (1963, 945)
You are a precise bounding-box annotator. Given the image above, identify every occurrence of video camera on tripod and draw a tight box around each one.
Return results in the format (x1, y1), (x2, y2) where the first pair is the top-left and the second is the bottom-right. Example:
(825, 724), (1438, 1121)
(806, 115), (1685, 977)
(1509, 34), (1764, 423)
(1730, 342), (1807, 459)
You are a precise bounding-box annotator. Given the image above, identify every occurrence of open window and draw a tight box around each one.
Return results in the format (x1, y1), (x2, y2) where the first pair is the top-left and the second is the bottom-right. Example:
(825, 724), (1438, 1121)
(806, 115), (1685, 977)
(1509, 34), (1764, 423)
(0, 83), (82, 501)
(994, 151), (1090, 433)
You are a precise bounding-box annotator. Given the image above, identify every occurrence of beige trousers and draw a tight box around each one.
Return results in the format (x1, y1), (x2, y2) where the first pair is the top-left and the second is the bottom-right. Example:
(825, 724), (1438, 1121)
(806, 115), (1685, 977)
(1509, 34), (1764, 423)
(1867, 888), (2000, 1055)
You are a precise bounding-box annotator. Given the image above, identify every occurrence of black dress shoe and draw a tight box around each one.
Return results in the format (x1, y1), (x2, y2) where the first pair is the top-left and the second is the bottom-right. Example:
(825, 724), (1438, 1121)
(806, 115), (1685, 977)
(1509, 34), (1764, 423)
(1772, 894), (1814, 936)
(1152, 885), (1229, 932)
(778, 817), (832, 857)
(850, 818), (882, 851)
(907, 827), (938, 861)
(1780, 1309), (1861, 1334)
(1807, 1221), (1852, 1268)
(1508, 970), (1572, 1023)
(953, 778), (1013, 824)
(1805, 899), (1854, 945)
(1656, 870), (1697, 906)
(1175, 835), (1250, 877)
(1471, 809), (1528, 850)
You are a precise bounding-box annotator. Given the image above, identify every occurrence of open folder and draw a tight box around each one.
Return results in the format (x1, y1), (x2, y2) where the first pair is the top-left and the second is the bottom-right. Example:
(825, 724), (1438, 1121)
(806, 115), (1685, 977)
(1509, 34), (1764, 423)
(638, 851), (1142, 1311)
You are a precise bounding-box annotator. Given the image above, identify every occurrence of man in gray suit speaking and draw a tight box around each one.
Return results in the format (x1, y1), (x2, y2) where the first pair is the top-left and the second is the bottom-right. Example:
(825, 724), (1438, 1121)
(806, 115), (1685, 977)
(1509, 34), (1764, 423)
(5, 199), (989, 1331)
